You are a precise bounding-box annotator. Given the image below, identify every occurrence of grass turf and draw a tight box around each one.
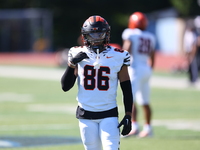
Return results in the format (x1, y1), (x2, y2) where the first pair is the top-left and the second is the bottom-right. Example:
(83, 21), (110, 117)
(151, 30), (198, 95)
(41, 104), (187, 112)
(0, 68), (200, 150)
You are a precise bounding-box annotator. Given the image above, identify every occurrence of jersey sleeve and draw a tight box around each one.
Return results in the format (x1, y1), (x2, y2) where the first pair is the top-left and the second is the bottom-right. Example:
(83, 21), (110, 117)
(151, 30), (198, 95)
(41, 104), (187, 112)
(123, 50), (131, 66)
(68, 46), (81, 62)
(68, 47), (74, 62)
(122, 28), (132, 40)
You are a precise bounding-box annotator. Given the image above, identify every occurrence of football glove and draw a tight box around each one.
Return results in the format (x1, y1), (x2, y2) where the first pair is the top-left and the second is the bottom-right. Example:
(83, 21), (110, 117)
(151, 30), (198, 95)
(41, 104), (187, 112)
(118, 115), (131, 136)
(70, 52), (89, 65)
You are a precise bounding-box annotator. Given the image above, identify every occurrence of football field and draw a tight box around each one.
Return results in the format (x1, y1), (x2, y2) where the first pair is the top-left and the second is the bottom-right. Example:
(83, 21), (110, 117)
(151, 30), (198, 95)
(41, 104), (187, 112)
(0, 65), (200, 150)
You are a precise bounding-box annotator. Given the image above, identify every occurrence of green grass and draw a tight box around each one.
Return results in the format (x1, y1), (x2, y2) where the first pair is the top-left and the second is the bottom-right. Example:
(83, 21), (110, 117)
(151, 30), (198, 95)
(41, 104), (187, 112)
(0, 67), (200, 150)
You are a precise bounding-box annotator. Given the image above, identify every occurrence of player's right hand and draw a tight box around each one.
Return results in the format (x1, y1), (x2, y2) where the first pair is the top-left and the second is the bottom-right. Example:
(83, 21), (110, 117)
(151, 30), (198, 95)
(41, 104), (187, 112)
(70, 52), (89, 65)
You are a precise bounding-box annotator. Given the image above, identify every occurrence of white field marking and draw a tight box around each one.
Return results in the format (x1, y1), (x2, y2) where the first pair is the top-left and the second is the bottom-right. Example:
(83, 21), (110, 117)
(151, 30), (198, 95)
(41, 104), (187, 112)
(1, 65), (200, 90)
(0, 140), (19, 147)
(150, 76), (200, 90)
(0, 141), (13, 147)
(152, 119), (200, 131)
(0, 124), (75, 131)
(27, 104), (76, 114)
(0, 65), (64, 81)
(0, 92), (33, 102)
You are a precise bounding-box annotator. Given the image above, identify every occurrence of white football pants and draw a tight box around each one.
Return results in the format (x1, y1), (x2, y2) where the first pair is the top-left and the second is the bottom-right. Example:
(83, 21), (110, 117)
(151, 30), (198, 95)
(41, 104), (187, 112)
(128, 65), (152, 105)
(78, 117), (120, 150)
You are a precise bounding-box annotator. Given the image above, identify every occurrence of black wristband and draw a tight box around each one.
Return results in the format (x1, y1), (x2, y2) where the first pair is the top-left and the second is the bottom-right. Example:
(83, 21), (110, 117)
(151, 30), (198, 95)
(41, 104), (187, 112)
(61, 66), (77, 91)
(120, 80), (133, 113)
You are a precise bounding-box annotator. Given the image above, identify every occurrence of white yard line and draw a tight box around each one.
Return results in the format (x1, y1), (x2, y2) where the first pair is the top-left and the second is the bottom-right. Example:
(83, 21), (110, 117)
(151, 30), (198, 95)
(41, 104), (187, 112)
(0, 65), (63, 81)
(27, 104), (76, 114)
(151, 76), (200, 90)
(153, 119), (200, 131)
(0, 92), (33, 102)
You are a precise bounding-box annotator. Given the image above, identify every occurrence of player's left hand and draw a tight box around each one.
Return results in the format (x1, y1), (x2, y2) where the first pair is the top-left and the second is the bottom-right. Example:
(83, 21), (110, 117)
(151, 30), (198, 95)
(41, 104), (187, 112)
(118, 115), (131, 136)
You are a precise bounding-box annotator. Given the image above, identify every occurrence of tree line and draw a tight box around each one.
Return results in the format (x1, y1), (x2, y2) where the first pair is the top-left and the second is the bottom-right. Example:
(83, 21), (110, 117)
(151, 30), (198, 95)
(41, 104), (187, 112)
(0, 0), (199, 51)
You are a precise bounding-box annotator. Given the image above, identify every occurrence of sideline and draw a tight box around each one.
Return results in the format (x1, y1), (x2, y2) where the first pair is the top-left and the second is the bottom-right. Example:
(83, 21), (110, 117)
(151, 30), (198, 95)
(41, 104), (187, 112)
(0, 65), (200, 90)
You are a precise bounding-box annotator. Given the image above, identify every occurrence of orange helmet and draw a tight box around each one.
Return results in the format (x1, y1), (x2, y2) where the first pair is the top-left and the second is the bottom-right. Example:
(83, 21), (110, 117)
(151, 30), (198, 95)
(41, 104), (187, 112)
(128, 12), (148, 30)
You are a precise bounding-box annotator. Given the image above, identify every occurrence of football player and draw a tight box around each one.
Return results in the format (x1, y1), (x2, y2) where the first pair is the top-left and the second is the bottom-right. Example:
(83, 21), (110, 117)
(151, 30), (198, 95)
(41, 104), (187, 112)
(183, 20), (199, 85)
(61, 15), (133, 150)
(122, 12), (156, 138)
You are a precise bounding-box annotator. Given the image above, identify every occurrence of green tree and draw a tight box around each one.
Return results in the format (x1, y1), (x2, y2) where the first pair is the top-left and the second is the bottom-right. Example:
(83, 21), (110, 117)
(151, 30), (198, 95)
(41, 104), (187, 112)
(170, 0), (200, 17)
(3, 0), (200, 51)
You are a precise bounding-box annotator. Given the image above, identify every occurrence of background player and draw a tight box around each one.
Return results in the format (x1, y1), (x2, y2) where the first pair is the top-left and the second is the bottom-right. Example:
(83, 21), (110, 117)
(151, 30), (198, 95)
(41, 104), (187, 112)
(183, 19), (199, 85)
(61, 15), (133, 149)
(122, 12), (156, 138)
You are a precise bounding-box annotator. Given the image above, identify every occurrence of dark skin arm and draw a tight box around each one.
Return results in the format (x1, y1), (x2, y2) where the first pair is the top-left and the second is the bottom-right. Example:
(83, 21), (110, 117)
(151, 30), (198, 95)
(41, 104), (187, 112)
(118, 65), (132, 116)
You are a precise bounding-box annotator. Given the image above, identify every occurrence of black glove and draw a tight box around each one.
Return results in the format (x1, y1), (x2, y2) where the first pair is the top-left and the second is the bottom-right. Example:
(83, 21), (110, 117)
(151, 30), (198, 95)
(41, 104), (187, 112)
(70, 52), (89, 65)
(118, 115), (131, 136)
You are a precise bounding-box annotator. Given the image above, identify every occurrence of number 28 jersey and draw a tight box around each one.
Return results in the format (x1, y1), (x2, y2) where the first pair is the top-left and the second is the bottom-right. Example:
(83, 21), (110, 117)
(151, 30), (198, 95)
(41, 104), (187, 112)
(68, 46), (130, 112)
(122, 28), (156, 66)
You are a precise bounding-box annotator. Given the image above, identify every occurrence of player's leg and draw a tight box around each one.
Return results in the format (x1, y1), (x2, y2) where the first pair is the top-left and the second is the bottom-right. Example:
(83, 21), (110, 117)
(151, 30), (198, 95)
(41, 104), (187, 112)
(137, 77), (153, 137)
(131, 103), (139, 131)
(99, 117), (120, 150)
(127, 67), (140, 136)
(138, 80), (151, 124)
(142, 104), (151, 125)
(128, 96), (139, 136)
(79, 119), (102, 150)
(189, 57), (198, 83)
(138, 105), (152, 138)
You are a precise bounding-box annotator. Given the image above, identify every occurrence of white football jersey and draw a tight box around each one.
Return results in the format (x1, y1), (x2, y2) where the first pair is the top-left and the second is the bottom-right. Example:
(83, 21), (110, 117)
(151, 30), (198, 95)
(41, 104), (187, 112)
(68, 46), (130, 112)
(122, 28), (156, 67)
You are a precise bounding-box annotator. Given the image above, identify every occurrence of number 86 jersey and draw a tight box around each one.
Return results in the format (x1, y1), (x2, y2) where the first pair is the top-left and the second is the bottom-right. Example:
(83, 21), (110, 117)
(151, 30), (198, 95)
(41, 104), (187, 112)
(68, 45), (130, 112)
